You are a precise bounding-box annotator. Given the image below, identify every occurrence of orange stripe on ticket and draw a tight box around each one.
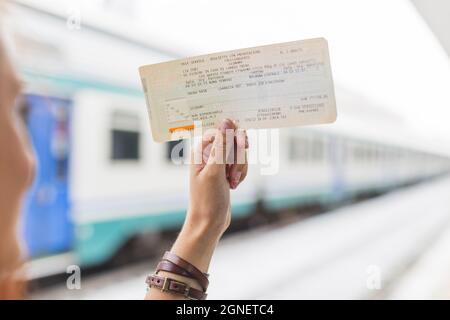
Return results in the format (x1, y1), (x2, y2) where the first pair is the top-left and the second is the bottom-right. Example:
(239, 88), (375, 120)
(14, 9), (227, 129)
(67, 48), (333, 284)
(169, 124), (195, 133)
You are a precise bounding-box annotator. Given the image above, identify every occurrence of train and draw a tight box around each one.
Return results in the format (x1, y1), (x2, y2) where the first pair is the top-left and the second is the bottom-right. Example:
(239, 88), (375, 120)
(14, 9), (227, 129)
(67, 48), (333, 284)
(8, 3), (450, 271)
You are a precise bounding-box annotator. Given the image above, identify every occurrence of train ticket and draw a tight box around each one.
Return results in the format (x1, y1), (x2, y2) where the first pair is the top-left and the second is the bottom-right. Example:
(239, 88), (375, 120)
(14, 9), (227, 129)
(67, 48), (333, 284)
(139, 38), (337, 142)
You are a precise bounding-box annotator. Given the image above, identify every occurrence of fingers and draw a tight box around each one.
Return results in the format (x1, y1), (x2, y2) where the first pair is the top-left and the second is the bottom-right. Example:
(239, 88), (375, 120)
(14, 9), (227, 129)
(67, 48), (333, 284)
(191, 129), (215, 172)
(228, 129), (248, 189)
(194, 118), (249, 189)
(206, 119), (236, 173)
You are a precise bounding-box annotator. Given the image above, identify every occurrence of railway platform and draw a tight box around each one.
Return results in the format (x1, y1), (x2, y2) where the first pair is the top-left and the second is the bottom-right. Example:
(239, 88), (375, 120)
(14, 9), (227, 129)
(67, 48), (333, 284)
(32, 175), (450, 299)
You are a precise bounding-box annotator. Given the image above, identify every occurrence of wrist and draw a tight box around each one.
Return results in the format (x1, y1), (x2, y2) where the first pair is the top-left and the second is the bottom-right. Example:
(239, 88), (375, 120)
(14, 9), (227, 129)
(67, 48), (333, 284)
(169, 215), (222, 274)
(183, 211), (226, 242)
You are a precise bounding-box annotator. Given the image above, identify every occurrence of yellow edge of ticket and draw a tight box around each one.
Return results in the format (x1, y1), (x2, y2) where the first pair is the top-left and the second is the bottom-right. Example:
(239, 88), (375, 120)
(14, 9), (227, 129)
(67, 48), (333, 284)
(139, 37), (337, 142)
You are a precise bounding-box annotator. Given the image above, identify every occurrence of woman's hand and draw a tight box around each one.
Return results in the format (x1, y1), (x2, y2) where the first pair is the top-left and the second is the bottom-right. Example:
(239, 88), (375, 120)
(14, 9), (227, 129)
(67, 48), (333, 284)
(187, 119), (248, 238)
(166, 119), (248, 271)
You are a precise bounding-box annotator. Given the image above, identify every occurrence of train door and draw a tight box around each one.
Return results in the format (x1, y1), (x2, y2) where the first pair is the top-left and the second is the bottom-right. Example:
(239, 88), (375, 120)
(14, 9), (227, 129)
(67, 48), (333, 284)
(22, 94), (73, 257)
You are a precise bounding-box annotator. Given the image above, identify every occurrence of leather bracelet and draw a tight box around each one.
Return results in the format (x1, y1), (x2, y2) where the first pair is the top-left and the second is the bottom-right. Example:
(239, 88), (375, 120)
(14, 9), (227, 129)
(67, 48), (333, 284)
(156, 260), (193, 279)
(162, 251), (209, 291)
(146, 274), (207, 300)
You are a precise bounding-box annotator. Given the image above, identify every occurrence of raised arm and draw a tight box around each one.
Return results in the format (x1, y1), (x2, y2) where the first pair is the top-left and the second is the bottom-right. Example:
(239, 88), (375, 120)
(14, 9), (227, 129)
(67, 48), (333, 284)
(145, 119), (248, 300)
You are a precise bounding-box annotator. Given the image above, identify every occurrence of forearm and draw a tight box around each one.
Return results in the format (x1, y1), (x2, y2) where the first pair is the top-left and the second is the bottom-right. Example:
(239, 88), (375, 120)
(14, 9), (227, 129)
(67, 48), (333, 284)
(145, 216), (222, 300)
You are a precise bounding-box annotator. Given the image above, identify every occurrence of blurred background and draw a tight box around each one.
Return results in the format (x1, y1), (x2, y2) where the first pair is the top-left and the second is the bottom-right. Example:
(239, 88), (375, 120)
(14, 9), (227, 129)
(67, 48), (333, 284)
(3, 0), (450, 299)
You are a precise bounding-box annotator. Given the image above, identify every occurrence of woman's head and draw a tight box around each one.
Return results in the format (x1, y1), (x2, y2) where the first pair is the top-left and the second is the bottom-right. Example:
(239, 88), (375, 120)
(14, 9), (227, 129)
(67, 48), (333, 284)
(0, 0), (33, 299)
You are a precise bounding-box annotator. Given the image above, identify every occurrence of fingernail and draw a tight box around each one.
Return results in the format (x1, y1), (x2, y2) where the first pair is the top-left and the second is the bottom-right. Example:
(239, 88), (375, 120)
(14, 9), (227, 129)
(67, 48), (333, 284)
(232, 172), (242, 188)
(219, 119), (233, 133)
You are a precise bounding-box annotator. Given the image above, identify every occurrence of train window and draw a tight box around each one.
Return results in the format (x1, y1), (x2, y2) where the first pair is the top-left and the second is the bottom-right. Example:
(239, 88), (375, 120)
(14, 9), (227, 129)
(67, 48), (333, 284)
(366, 145), (374, 163)
(339, 138), (348, 163)
(353, 143), (363, 162)
(353, 144), (359, 161)
(111, 130), (140, 160)
(311, 137), (324, 161)
(289, 135), (308, 162)
(167, 139), (185, 163)
(110, 111), (140, 161)
(366, 145), (372, 162)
